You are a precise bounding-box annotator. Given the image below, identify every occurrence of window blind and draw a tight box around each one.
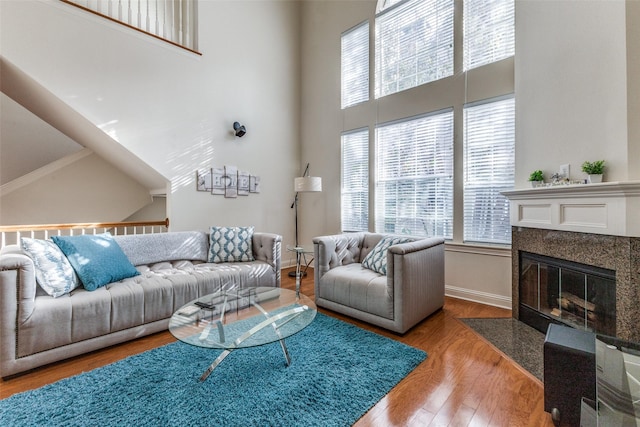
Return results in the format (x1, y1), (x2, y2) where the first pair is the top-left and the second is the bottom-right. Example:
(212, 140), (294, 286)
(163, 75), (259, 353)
(375, 110), (454, 238)
(463, 96), (515, 244)
(375, 0), (454, 99)
(342, 129), (369, 232)
(341, 22), (369, 109)
(463, 0), (514, 70)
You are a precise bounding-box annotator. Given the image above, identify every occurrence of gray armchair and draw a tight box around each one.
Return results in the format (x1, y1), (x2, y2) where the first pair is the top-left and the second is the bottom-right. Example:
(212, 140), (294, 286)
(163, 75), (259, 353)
(313, 232), (445, 334)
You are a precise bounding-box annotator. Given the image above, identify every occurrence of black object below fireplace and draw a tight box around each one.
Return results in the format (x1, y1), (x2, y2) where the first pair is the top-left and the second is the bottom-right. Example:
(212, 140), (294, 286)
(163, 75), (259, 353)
(519, 251), (616, 336)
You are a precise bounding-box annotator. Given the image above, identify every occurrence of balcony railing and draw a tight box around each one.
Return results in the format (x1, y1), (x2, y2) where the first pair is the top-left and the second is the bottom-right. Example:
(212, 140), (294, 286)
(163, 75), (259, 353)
(0, 218), (169, 248)
(61, 0), (199, 54)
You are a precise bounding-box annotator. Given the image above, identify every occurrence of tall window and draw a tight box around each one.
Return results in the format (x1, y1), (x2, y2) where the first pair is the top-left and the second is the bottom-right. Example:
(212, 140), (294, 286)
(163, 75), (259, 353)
(463, 97), (515, 244)
(341, 22), (369, 109)
(375, 110), (454, 238)
(375, 0), (454, 98)
(341, 129), (369, 232)
(463, 0), (515, 70)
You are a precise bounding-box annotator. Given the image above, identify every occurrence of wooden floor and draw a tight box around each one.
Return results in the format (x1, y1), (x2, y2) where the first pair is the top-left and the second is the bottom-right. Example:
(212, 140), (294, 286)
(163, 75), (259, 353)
(0, 268), (555, 426)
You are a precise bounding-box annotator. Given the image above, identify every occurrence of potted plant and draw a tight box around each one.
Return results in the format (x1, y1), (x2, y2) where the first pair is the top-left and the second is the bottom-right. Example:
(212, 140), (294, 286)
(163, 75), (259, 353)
(528, 170), (544, 187)
(581, 160), (605, 183)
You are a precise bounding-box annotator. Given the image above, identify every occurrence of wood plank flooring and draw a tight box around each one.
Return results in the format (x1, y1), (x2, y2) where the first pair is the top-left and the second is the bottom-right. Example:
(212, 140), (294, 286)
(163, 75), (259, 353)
(0, 268), (555, 426)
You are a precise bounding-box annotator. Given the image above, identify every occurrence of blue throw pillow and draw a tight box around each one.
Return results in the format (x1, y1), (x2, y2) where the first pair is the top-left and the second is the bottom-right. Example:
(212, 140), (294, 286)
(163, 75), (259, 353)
(361, 236), (412, 275)
(52, 233), (140, 291)
(209, 226), (255, 263)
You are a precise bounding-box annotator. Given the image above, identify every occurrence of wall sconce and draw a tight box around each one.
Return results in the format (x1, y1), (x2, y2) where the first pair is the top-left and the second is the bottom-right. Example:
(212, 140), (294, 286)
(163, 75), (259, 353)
(233, 122), (246, 138)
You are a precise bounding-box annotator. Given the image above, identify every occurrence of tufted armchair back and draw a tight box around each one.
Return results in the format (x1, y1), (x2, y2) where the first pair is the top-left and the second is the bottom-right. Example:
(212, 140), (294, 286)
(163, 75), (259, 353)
(313, 232), (407, 281)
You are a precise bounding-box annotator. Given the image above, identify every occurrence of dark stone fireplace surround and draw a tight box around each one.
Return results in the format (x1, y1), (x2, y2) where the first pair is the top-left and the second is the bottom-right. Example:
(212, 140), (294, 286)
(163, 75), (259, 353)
(511, 227), (640, 342)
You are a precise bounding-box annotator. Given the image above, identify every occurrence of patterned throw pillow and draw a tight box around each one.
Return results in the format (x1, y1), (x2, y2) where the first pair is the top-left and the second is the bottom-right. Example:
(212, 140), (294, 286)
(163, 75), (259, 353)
(21, 238), (80, 298)
(361, 236), (412, 275)
(52, 233), (140, 291)
(209, 226), (255, 263)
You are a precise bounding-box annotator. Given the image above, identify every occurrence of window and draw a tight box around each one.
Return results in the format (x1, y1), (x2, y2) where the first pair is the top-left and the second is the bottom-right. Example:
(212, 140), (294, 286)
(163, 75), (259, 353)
(375, 110), (454, 238)
(463, 96), (515, 244)
(375, 0), (454, 98)
(341, 22), (369, 109)
(463, 0), (515, 70)
(341, 129), (369, 232)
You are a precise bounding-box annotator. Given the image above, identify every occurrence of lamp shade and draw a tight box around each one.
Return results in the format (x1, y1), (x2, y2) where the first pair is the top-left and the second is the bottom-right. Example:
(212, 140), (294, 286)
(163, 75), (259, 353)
(294, 176), (322, 192)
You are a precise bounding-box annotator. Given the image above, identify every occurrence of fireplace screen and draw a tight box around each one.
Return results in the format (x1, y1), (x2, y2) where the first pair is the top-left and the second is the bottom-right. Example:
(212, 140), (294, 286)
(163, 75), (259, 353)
(519, 252), (616, 336)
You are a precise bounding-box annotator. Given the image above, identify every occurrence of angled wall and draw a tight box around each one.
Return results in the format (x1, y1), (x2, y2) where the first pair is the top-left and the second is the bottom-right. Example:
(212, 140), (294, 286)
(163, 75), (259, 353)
(0, 150), (153, 225)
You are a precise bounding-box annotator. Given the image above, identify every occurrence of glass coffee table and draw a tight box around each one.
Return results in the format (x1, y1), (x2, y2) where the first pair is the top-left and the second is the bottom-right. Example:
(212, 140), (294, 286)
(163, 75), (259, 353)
(169, 286), (316, 381)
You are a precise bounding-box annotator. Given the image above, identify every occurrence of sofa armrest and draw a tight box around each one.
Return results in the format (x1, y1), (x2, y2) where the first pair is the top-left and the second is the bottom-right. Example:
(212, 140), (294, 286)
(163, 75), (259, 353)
(252, 232), (282, 272)
(313, 233), (364, 282)
(0, 250), (37, 326)
(387, 237), (445, 332)
(388, 236), (445, 256)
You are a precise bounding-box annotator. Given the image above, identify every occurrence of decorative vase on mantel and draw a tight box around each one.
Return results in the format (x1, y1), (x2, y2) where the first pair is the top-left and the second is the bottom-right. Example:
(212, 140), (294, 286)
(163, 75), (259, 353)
(530, 180), (543, 188)
(587, 174), (603, 184)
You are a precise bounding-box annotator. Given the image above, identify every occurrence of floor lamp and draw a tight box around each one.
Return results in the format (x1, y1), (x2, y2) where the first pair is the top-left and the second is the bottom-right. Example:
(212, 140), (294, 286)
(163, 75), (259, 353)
(289, 163), (322, 278)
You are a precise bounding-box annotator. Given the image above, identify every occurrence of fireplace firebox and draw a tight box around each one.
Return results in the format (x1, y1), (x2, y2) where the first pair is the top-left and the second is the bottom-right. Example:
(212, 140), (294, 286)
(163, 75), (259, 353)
(519, 252), (616, 336)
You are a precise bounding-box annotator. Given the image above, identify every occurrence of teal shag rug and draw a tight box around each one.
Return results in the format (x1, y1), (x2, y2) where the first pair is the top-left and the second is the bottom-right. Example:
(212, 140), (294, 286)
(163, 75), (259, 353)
(0, 313), (426, 427)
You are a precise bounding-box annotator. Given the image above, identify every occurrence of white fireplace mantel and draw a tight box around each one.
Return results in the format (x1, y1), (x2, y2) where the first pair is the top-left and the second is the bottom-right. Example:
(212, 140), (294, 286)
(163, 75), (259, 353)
(502, 181), (640, 237)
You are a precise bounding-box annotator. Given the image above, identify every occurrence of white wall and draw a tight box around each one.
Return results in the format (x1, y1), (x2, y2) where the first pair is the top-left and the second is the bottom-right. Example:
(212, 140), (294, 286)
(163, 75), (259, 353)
(515, 0), (632, 185)
(627, 0), (640, 178)
(0, 0), (301, 245)
(0, 151), (152, 224)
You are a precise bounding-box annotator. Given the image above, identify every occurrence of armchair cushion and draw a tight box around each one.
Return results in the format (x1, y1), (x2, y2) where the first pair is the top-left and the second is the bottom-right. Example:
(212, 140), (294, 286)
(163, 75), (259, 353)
(361, 235), (412, 275)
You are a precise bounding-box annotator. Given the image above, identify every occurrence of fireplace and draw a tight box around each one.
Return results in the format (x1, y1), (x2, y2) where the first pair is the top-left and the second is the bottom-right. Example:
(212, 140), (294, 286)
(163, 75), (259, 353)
(511, 227), (640, 342)
(503, 182), (640, 342)
(519, 251), (616, 336)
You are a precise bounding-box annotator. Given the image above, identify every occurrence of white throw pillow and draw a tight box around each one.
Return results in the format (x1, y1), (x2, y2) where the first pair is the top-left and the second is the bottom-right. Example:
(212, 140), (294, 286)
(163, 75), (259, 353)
(21, 238), (80, 297)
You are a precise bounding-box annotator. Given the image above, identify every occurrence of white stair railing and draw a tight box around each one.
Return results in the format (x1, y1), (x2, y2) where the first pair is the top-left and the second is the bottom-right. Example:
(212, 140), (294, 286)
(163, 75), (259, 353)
(61, 0), (199, 54)
(0, 218), (170, 249)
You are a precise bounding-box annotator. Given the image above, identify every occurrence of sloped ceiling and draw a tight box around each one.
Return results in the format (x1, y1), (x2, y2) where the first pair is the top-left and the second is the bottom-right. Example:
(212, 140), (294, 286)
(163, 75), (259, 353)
(0, 56), (168, 192)
(0, 92), (83, 184)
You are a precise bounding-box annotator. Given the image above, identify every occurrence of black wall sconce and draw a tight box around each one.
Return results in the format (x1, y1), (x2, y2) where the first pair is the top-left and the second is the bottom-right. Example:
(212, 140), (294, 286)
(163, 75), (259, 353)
(233, 122), (246, 138)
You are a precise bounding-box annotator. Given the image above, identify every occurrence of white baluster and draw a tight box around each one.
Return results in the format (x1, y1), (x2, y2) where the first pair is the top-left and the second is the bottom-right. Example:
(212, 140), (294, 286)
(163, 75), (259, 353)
(155, 0), (160, 35)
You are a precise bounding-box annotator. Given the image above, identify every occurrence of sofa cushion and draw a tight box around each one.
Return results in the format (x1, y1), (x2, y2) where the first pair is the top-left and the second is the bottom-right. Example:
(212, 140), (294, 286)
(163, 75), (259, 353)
(20, 238), (80, 298)
(52, 233), (140, 291)
(361, 236), (412, 275)
(209, 226), (255, 263)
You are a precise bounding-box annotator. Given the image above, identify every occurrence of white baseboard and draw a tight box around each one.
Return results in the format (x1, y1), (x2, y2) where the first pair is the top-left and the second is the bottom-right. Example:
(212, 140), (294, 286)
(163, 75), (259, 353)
(445, 285), (512, 310)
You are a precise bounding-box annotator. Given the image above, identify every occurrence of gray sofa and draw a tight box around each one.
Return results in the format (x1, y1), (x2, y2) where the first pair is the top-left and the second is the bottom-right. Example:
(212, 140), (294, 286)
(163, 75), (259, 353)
(0, 231), (281, 378)
(313, 232), (445, 334)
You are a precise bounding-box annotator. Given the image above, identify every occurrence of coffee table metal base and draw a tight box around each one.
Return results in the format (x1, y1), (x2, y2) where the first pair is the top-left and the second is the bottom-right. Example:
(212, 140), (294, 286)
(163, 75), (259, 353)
(199, 305), (305, 381)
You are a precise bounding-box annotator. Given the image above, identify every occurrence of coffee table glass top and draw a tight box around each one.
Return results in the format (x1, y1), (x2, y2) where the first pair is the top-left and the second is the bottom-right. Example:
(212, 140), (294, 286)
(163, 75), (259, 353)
(169, 287), (317, 350)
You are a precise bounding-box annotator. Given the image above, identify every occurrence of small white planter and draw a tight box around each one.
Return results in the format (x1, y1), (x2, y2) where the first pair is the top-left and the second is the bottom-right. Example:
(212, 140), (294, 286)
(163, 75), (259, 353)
(530, 180), (543, 188)
(587, 174), (603, 184)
